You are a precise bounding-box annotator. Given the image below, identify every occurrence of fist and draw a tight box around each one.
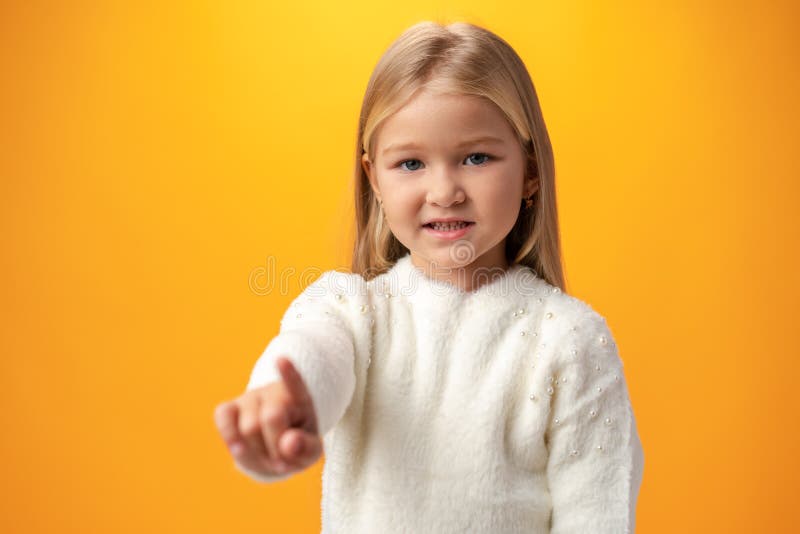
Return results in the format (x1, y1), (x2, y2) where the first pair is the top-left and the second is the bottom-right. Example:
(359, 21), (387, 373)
(214, 356), (323, 478)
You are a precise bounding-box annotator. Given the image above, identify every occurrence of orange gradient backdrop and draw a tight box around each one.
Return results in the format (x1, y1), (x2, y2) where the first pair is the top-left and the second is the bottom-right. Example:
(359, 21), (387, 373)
(2, 1), (798, 532)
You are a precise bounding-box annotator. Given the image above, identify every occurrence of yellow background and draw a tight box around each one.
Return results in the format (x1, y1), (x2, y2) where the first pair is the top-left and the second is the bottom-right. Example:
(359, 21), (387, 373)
(2, 1), (798, 532)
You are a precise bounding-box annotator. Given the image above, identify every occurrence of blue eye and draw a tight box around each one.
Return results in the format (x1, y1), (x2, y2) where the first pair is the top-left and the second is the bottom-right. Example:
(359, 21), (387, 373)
(397, 153), (492, 172)
(399, 159), (423, 172)
(465, 153), (491, 166)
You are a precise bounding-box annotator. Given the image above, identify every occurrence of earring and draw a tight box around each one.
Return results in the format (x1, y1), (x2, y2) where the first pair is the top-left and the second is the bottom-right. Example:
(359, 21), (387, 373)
(524, 196), (534, 209)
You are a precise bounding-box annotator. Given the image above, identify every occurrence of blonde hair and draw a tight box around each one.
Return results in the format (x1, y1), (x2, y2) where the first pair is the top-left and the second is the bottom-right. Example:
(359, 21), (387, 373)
(350, 20), (566, 291)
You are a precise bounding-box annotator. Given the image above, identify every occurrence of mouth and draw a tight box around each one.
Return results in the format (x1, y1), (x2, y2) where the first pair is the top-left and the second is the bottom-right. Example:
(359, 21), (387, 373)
(422, 220), (475, 239)
(422, 220), (475, 231)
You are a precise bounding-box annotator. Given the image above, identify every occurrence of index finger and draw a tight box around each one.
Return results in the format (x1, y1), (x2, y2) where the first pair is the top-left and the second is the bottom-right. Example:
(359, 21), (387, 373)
(275, 356), (312, 404)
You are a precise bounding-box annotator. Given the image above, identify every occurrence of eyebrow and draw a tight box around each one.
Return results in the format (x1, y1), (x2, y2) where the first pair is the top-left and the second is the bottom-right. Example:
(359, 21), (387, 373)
(381, 135), (505, 156)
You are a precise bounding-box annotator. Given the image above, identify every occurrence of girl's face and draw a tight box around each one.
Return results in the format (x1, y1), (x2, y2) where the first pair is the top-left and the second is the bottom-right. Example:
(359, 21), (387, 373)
(362, 89), (538, 278)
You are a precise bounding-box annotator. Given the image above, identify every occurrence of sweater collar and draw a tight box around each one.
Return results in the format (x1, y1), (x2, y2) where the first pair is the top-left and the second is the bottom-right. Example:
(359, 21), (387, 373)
(380, 252), (543, 306)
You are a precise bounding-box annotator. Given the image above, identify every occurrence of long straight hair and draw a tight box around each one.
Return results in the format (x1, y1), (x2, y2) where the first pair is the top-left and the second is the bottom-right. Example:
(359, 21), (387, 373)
(350, 20), (566, 291)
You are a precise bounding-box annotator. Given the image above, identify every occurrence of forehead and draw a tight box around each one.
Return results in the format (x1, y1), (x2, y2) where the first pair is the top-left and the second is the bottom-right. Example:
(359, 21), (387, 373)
(375, 90), (516, 150)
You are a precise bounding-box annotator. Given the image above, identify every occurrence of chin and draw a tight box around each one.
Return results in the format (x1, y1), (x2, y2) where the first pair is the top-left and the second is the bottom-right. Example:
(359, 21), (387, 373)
(430, 246), (482, 271)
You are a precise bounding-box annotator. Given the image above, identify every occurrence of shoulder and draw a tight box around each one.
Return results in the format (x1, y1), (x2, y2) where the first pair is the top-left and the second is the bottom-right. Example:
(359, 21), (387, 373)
(287, 268), (370, 321)
(533, 281), (616, 355)
(532, 286), (627, 380)
(299, 269), (368, 299)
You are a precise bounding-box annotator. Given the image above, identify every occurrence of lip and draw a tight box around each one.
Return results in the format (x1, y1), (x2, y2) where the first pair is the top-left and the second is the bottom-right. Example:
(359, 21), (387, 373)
(422, 221), (475, 240)
(422, 216), (474, 225)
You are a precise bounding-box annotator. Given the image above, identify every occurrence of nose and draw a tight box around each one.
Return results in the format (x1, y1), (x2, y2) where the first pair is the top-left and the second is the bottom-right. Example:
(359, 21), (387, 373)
(425, 165), (466, 207)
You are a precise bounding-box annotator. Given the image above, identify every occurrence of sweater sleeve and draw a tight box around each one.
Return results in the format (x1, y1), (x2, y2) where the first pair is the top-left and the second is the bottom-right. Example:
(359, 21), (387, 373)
(545, 309), (644, 533)
(233, 270), (360, 484)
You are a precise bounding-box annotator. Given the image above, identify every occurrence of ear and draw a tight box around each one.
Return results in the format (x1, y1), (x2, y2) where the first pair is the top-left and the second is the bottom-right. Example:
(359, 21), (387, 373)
(524, 175), (540, 198)
(362, 152), (381, 202)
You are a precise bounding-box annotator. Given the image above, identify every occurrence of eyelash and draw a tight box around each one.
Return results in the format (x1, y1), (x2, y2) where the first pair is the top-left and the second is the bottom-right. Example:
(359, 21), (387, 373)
(395, 153), (493, 172)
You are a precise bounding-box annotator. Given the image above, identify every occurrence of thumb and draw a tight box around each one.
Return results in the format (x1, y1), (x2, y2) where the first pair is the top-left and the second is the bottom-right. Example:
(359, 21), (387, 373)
(279, 428), (322, 466)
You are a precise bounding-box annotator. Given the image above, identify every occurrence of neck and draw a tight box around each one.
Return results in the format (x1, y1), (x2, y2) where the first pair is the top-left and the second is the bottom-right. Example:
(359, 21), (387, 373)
(409, 246), (510, 293)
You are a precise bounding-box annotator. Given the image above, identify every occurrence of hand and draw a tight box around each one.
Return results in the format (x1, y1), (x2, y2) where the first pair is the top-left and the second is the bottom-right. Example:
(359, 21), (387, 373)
(214, 356), (323, 478)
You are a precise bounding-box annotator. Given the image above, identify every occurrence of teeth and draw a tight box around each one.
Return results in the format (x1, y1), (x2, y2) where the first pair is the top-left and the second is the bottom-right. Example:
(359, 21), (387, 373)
(430, 221), (470, 231)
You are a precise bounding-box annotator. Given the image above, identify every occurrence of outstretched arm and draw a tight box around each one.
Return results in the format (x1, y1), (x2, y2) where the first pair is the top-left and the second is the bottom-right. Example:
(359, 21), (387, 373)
(236, 271), (361, 482)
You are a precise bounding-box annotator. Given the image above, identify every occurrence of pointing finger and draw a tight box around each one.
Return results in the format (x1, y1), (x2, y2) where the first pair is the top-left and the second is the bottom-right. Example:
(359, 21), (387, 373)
(276, 357), (312, 406)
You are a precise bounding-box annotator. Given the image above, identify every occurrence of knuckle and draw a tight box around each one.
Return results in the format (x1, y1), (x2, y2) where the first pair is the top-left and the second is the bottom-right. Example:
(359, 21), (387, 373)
(214, 401), (237, 428)
(213, 402), (231, 423)
(238, 414), (261, 436)
(259, 405), (286, 427)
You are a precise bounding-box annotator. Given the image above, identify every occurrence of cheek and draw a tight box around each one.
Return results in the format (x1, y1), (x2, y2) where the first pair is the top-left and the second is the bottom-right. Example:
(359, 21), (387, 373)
(380, 186), (419, 224)
(474, 180), (522, 224)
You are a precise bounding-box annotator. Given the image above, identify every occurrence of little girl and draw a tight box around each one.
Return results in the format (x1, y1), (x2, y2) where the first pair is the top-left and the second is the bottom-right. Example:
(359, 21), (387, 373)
(215, 20), (644, 533)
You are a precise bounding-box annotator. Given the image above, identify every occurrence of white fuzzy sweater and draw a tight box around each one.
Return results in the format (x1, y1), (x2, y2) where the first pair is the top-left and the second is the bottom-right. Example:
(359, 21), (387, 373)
(238, 252), (644, 533)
